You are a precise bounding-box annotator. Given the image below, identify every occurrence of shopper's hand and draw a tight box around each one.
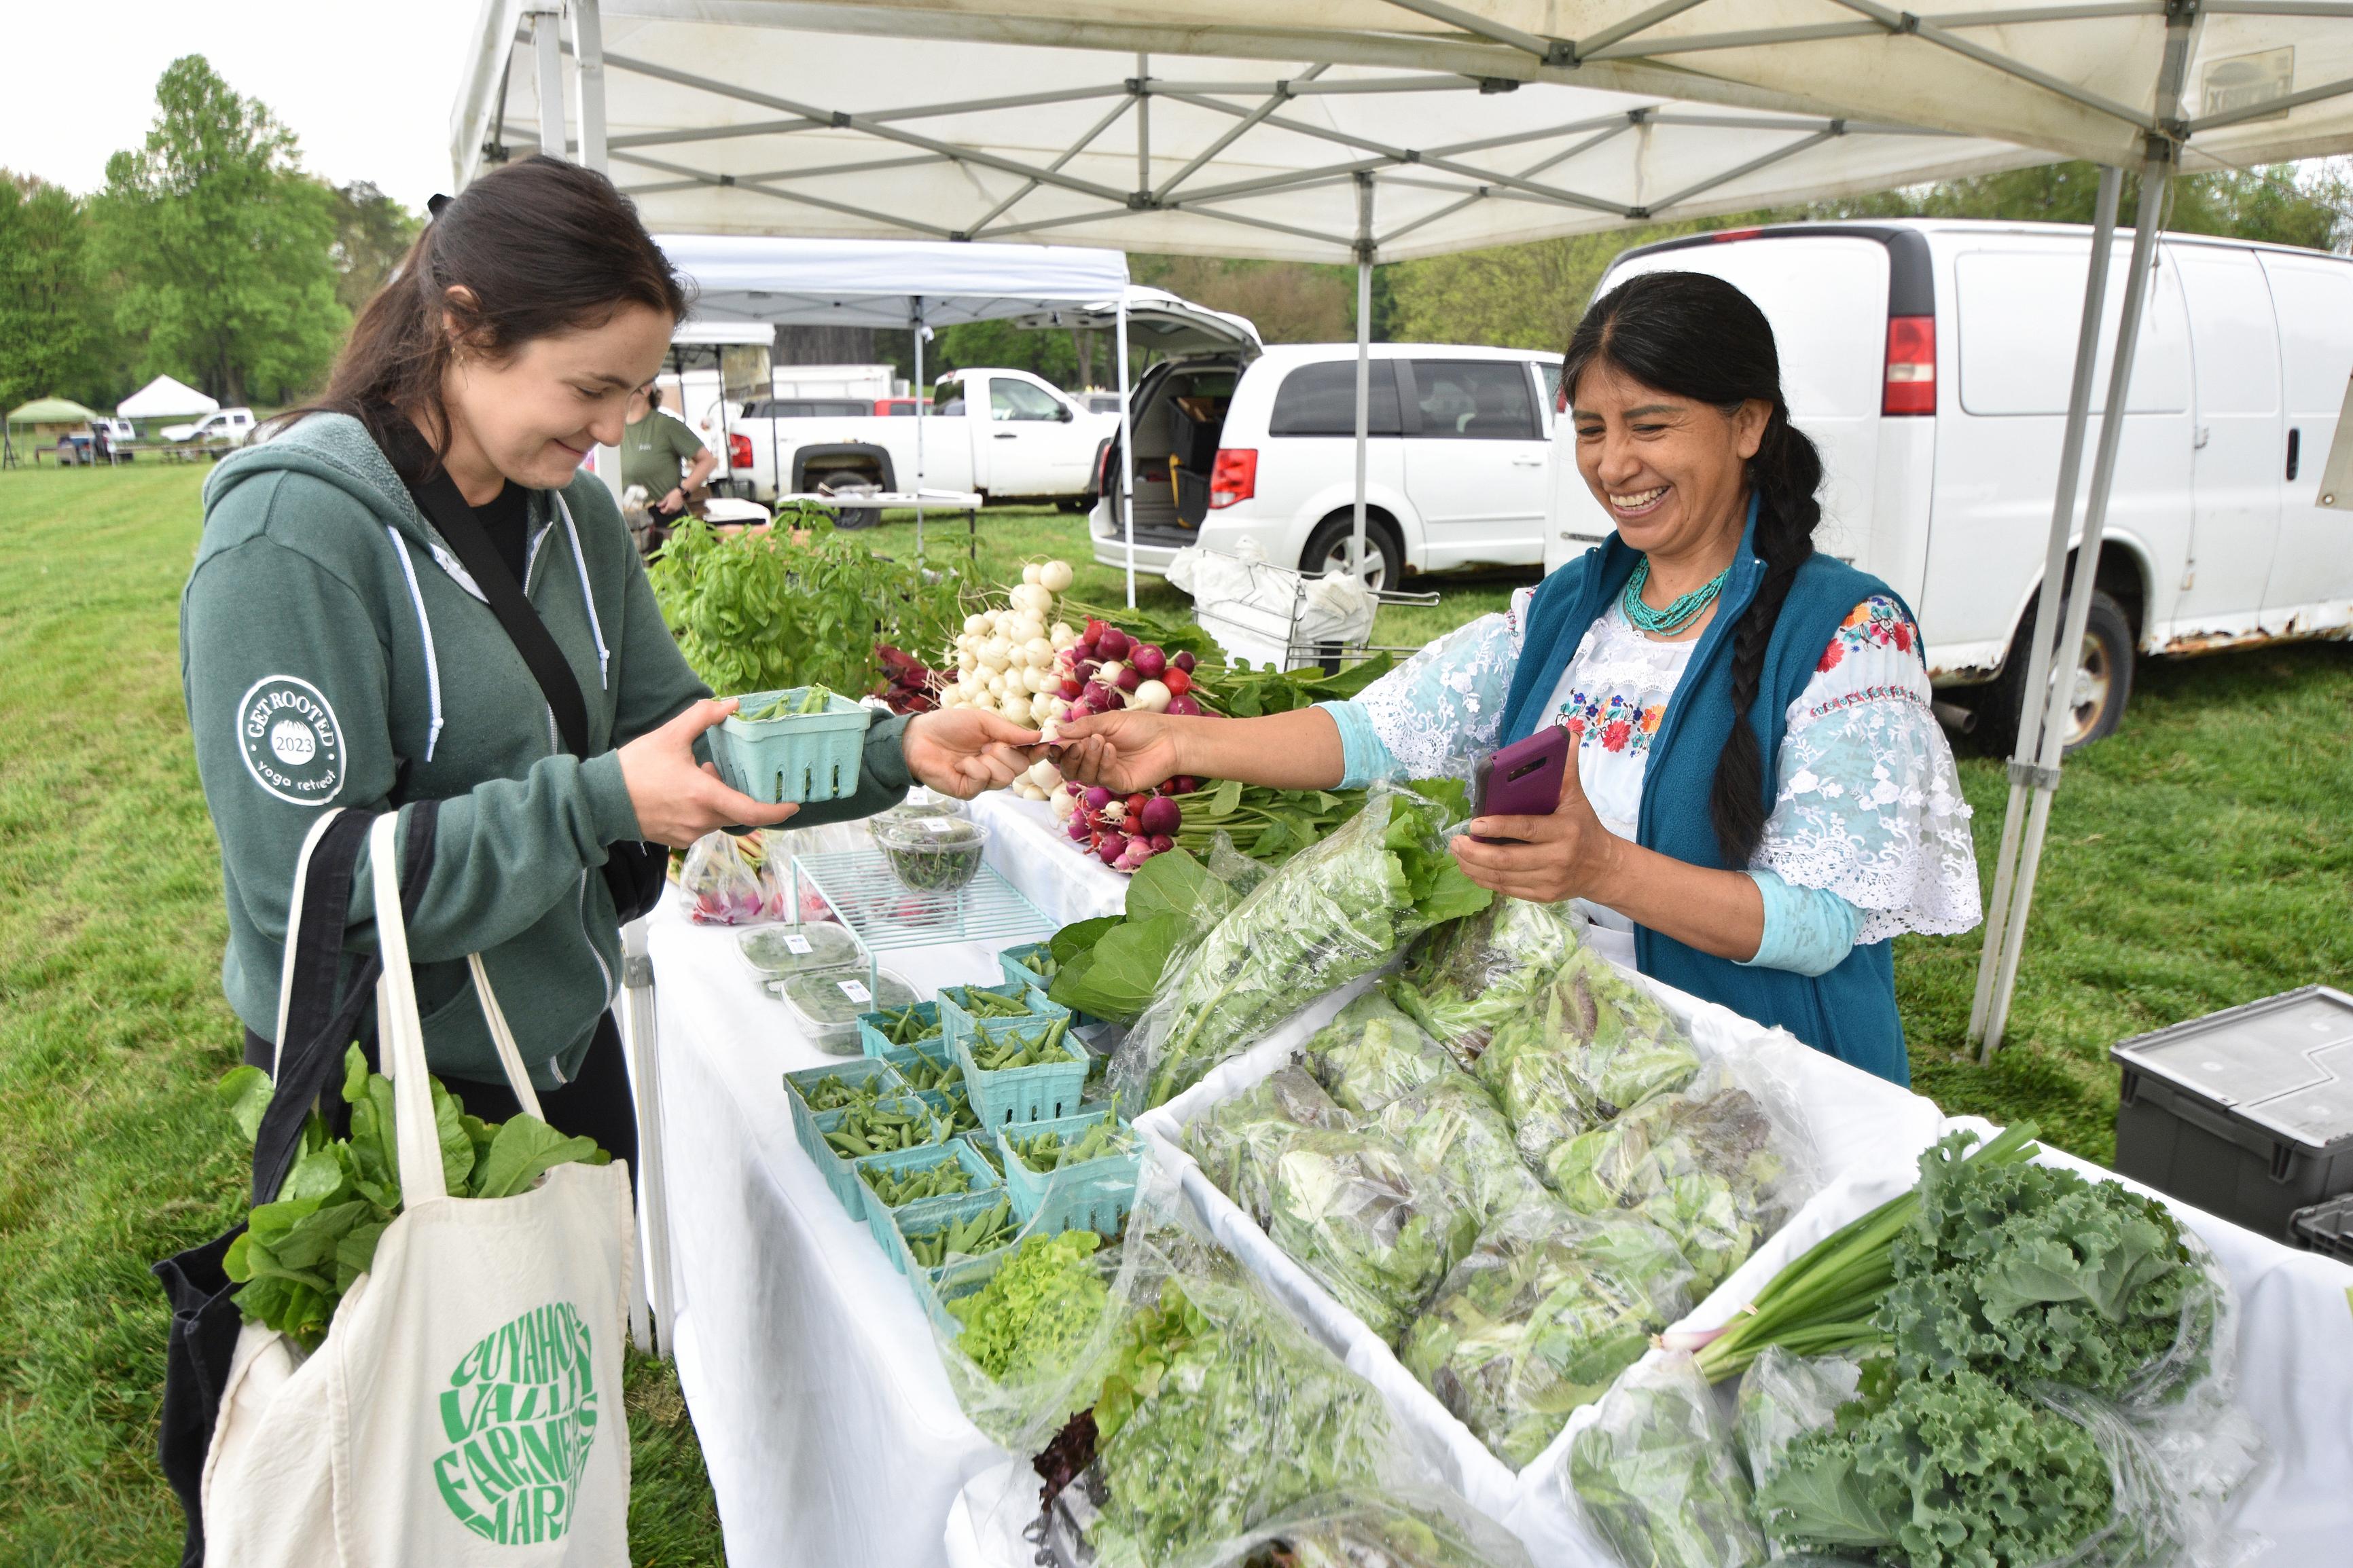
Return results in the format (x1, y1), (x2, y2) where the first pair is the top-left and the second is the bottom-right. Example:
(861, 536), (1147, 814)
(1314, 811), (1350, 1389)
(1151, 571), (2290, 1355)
(618, 699), (800, 847)
(661, 486), (685, 513)
(903, 709), (1042, 799)
(1051, 710), (1185, 795)
(1448, 754), (1625, 904)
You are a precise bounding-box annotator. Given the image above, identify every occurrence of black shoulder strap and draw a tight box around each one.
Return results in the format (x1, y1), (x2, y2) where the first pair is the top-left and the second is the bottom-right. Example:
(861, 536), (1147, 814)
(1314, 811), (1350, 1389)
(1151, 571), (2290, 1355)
(406, 470), (592, 759)
(250, 803), (439, 1205)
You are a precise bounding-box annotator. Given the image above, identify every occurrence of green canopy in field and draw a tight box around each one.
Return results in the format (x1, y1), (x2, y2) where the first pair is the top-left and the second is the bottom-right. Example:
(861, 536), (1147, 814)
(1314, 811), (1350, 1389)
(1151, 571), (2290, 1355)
(7, 398), (101, 425)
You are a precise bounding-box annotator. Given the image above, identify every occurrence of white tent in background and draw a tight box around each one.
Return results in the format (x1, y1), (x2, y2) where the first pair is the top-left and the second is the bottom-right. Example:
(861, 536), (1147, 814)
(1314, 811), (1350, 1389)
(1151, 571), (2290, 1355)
(117, 375), (218, 422)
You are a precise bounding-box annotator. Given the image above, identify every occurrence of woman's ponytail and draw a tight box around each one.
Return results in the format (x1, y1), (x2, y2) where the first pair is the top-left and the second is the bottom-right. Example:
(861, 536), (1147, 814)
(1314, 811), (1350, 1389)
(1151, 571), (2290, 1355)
(1562, 271), (1827, 868)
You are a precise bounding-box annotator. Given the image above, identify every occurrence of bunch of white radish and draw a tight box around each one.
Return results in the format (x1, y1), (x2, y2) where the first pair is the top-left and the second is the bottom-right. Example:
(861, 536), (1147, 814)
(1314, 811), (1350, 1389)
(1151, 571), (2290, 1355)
(933, 559), (1081, 731)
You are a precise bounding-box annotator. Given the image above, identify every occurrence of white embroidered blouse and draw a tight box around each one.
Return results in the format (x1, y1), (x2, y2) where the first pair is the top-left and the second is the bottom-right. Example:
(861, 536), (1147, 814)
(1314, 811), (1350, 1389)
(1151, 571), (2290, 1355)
(1328, 585), (1980, 951)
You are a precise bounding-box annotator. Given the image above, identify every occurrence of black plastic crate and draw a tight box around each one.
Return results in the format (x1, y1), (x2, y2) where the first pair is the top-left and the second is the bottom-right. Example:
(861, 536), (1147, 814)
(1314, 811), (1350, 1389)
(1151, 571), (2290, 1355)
(2110, 985), (2353, 1242)
(2289, 1194), (2353, 1262)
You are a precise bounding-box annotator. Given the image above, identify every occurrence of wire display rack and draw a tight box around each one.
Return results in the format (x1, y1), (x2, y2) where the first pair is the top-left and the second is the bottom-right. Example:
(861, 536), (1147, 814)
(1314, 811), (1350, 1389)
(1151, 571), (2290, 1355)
(789, 848), (1056, 993)
(1187, 549), (1439, 670)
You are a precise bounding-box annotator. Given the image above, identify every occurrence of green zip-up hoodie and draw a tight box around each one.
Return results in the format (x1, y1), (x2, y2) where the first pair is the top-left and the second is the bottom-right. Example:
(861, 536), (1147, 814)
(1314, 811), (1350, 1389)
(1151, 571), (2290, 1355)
(184, 412), (911, 1087)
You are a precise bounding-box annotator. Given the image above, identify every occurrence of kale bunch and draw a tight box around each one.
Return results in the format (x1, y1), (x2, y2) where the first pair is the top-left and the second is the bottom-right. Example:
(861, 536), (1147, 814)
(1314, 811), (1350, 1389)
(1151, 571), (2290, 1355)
(1303, 989), (1457, 1116)
(1475, 945), (1700, 1169)
(1265, 1127), (1477, 1344)
(1401, 1208), (1696, 1468)
(1878, 1134), (2211, 1400)
(1090, 1275), (1397, 1568)
(1755, 1364), (2115, 1568)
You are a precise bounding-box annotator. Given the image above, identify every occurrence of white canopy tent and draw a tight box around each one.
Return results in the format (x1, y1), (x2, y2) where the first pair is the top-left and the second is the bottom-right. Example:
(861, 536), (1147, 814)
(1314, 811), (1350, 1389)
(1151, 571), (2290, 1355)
(117, 375), (217, 422)
(455, 0), (2353, 1206)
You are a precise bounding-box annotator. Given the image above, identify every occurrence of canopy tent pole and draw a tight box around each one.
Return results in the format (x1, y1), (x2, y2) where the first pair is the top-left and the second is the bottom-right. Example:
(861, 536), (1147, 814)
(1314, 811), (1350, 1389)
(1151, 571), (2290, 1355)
(1116, 295), (1137, 610)
(1967, 163), (2121, 1056)
(531, 6), (566, 163)
(1977, 141), (2176, 1058)
(912, 297), (927, 564)
(1350, 172), (1375, 582)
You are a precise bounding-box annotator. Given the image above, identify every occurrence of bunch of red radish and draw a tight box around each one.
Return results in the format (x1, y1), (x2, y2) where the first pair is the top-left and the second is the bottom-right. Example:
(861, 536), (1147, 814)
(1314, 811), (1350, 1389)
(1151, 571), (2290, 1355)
(1036, 620), (1204, 740)
(1049, 776), (1203, 873)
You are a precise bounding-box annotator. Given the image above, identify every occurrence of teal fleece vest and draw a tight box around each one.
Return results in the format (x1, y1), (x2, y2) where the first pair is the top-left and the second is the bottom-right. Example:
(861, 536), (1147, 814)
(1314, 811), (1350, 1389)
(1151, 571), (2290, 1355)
(1500, 503), (1914, 1085)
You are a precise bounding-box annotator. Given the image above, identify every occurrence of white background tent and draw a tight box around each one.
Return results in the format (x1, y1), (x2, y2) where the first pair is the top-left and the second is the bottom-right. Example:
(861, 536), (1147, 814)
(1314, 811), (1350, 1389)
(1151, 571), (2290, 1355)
(116, 375), (217, 421)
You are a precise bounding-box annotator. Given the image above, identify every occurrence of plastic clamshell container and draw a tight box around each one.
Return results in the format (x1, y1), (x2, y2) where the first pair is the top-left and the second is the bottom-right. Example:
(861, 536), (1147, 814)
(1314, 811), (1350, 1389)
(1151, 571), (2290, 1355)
(869, 813), (990, 896)
(774, 966), (916, 1054)
(953, 1021), (1090, 1131)
(2290, 1192), (2353, 1261)
(852, 1139), (1004, 1266)
(710, 687), (869, 804)
(995, 1108), (1143, 1235)
(858, 1001), (945, 1061)
(2111, 984), (2353, 1241)
(884, 1190), (1016, 1302)
(736, 921), (862, 981)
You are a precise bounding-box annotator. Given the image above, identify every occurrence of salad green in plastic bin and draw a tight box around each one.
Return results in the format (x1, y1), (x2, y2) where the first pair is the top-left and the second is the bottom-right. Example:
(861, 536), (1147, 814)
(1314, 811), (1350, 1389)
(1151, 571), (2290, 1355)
(1401, 1203), (1698, 1470)
(1181, 1065), (1350, 1228)
(1546, 1059), (1818, 1294)
(1566, 1353), (1769, 1568)
(1475, 945), (1701, 1169)
(1301, 989), (1458, 1116)
(1112, 782), (1490, 1110)
(1263, 1126), (1476, 1345)
(1386, 895), (1587, 1066)
(931, 1224), (1131, 1454)
(1367, 1071), (1549, 1228)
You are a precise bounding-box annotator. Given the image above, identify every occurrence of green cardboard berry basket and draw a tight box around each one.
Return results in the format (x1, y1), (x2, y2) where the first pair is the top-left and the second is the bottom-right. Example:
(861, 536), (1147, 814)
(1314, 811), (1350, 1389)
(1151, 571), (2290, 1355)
(858, 1001), (944, 1061)
(709, 687), (869, 804)
(875, 1034), (960, 1096)
(1000, 941), (1102, 1027)
(850, 1139), (1003, 1265)
(994, 1107), (1142, 1234)
(936, 981), (1061, 1049)
(912, 1083), (982, 1139)
(885, 1191), (1016, 1313)
(952, 1016), (1089, 1130)
(783, 1058), (939, 1216)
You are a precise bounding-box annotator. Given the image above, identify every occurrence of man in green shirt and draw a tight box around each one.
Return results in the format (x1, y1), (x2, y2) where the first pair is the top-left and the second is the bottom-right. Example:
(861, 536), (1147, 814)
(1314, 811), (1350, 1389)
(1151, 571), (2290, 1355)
(620, 385), (714, 520)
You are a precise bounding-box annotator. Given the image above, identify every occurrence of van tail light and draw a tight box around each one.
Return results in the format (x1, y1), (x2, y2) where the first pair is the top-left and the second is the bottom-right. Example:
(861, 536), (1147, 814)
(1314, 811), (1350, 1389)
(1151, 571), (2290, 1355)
(1883, 315), (1936, 416)
(728, 433), (753, 469)
(1208, 448), (1257, 509)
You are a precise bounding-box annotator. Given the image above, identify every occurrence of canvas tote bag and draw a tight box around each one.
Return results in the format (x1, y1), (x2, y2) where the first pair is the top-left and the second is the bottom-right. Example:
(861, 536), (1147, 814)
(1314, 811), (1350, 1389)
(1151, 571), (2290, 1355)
(202, 812), (634, 1565)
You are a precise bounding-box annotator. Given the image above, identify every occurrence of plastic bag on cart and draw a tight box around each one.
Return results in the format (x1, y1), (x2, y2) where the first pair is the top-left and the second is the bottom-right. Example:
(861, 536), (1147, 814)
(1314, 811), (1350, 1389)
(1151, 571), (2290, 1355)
(1746, 1359), (2265, 1568)
(677, 828), (787, 925)
(1386, 896), (1588, 1067)
(1401, 1203), (1700, 1469)
(1112, 784), (1486, 1110)
(1303, 989), (1458, 1115)
(1195, 1483), (1537, 1568)
(1043, 1169), (1439, 1568)
(1543, 1054), (1821, 1294)
(1565, 1352), (1770, 1568)
(1183, 1065), (1349, 1228)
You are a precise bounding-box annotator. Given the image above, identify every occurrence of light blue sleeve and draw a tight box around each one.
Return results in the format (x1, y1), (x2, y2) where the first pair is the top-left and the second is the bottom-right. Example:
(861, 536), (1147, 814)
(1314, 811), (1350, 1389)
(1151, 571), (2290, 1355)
(1318, 606), (1524, 788)
(1740, 869), (1865, 978)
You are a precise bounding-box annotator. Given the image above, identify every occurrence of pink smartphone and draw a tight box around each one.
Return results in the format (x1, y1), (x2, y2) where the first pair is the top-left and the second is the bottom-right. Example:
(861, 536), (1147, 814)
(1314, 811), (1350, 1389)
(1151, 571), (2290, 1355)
(1470, 727), (1571, 843)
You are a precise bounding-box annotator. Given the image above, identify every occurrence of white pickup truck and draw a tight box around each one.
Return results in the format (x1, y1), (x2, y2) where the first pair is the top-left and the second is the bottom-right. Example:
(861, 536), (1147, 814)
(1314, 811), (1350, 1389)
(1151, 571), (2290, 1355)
(730, 367), (1117, 525)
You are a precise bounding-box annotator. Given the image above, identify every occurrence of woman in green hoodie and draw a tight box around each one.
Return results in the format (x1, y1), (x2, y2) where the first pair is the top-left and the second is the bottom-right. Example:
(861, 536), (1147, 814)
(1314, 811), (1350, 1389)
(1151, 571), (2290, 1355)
(183, 156), (1038, 1165)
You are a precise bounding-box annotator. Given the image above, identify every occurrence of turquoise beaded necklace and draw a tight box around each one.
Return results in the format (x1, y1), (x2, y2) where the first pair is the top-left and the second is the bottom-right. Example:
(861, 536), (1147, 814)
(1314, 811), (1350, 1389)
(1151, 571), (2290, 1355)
(1620, 557), (1729, 636)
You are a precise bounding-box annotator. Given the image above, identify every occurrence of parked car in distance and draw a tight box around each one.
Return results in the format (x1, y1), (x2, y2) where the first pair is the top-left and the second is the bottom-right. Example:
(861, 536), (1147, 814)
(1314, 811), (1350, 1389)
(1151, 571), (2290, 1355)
(1088, 340), (1564, 591)
(53, 416), (139, 464)
(874, 397), (928, 416)
(744, 397), (874, 419)
(1555, 219), (2353, 748)
(1076, 391), (1125, 416)
(162, 407), (257, 447)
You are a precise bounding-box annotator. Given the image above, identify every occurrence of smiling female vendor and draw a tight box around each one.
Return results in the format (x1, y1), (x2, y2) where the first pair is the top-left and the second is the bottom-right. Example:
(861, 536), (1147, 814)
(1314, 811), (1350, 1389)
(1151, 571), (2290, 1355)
(1056, 272), (1980, 1084)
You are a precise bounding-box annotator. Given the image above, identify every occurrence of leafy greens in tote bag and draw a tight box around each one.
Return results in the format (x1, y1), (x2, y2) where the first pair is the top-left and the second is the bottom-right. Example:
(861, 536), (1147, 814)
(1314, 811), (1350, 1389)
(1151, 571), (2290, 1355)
(202, 812), (636, 1566)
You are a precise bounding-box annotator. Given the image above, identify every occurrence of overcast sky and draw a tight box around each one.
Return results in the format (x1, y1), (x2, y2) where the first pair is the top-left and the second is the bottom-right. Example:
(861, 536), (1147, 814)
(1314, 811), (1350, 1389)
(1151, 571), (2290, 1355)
(2, 0), (482, 213)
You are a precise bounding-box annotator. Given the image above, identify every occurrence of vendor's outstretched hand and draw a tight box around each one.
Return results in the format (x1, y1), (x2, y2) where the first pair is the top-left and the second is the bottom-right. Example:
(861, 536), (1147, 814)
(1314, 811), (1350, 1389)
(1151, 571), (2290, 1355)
(1449, 749), (1627, 905)
(620, 699), (800, 847)
(1050, 710), (1184, 795)
(903, 709), (1042, 799)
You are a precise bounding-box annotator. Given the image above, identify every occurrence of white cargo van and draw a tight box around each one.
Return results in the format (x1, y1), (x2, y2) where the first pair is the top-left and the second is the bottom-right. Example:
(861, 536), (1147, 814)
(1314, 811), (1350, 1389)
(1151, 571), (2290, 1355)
(1088, 342), (1564, 590)
(1553, 220), (2353, 747)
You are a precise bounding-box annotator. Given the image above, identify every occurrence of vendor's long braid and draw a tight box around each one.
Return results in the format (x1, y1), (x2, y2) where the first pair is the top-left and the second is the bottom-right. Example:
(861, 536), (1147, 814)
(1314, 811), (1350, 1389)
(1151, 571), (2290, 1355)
(1712, 409), (1822, 868)
(1561, 271), (1827, 870)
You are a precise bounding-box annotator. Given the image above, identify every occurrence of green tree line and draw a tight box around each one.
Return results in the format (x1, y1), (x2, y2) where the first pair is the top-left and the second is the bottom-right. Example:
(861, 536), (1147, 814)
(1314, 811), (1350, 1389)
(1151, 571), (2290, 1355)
(0, 55), (418, 414)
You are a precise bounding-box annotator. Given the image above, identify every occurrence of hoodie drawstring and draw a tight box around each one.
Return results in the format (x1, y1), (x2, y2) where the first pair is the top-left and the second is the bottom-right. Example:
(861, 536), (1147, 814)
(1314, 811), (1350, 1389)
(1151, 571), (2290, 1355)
(555, 492), (609, 690)
(385, 526), (446, 762)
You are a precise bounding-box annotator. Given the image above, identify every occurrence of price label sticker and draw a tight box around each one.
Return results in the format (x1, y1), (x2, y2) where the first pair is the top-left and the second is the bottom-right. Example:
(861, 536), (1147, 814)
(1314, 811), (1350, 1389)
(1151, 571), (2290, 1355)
(836, 979), (874, 1004)
(783, 934), (813, 955)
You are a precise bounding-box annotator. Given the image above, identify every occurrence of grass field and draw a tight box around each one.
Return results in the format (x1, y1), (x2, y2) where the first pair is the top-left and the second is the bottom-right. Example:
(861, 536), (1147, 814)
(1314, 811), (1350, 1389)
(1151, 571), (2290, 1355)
(1, 462), (2345, 1564)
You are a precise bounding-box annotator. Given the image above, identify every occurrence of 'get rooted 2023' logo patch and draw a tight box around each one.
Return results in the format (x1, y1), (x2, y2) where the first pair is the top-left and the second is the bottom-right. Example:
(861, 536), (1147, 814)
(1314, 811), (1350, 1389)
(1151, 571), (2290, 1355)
(434, 1302), (600, 1544)
(235, 674), (345, 805)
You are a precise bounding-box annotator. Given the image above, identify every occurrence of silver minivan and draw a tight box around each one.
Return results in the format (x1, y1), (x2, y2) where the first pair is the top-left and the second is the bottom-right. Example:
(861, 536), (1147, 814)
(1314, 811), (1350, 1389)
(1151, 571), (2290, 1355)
(1552, 219), (2353, 746)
